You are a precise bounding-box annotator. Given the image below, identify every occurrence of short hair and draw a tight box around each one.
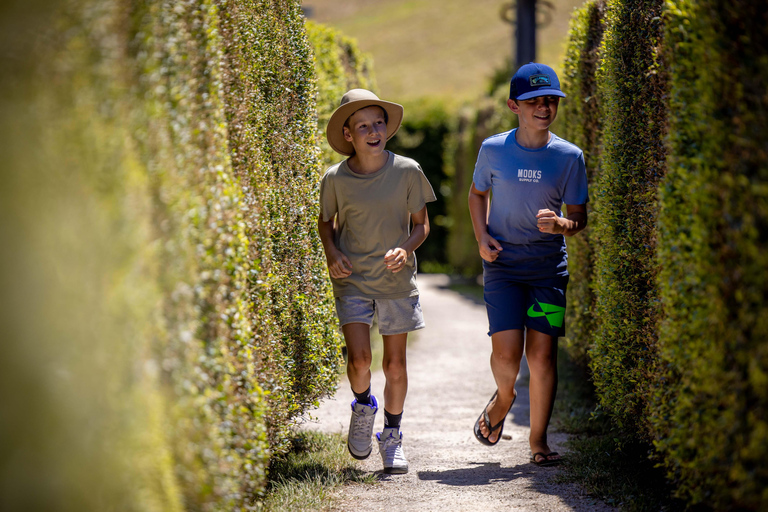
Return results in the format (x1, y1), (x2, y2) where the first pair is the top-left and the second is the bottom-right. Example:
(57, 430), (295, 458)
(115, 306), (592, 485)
(343, 105), (389, 130)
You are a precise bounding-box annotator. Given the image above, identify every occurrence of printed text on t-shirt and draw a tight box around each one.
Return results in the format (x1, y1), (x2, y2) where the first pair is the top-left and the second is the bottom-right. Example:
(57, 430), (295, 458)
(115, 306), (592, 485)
(518, 168), (542, 183)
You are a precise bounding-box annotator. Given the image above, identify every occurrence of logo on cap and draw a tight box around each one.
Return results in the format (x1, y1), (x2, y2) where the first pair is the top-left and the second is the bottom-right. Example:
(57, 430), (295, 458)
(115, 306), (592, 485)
(529, 74), (551, 87)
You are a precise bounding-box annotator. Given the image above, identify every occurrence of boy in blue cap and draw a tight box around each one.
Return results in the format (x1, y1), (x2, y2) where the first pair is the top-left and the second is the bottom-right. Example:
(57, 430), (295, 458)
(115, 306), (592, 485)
(468, 63), (588, 466)
(319, 89), (436, 474)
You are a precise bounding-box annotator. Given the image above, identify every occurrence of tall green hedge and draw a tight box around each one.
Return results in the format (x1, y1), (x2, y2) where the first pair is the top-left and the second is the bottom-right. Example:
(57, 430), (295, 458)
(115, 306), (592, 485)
(653, 0), (768, 507)
(587, 0), (667, 434)
(0, 0), (367, 509)
(217, 0), (344, 456)
(561, 0), (605, 365)
(0, 0), (187, 508)
(561, 0), (768, 507)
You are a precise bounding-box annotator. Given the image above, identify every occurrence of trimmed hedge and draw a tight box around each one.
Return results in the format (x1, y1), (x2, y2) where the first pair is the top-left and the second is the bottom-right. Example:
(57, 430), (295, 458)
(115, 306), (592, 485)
(653, 0), (768, 507)
(561, 0), (768, 507)
(586, 0), (667, 435)
(217, 0), (343, 457)
(0, 0), (369, 509)
(560, 0), (605, 365)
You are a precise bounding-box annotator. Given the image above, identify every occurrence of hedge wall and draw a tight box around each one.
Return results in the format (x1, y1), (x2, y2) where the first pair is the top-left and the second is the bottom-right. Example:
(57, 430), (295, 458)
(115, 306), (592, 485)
(560, 0), (605, 365)
(216, 0), (344, 457)
(653, 0), (768, 507)
(561, 0), (768, 507)
(586, 0), (667, 434)
(0, 0), (367, 509)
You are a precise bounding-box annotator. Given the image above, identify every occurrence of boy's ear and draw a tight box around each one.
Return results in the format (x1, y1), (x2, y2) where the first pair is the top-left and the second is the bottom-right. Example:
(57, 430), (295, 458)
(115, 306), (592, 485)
(507, 98), (520, 113)
(343, 126), (353, 142)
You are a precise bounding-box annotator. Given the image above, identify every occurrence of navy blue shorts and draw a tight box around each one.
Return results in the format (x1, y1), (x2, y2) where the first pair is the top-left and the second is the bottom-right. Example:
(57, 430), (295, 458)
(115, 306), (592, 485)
(482, 241), (569, 337)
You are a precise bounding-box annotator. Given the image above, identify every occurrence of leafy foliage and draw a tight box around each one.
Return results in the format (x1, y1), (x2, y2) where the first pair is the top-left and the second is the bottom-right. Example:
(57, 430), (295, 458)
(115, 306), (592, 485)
(653, 0), (768, 507)
(560, 0), (606, 365)
(0, 0), (369, 509)
(561, 0), (768, 508)
(587, 0), (667, 435)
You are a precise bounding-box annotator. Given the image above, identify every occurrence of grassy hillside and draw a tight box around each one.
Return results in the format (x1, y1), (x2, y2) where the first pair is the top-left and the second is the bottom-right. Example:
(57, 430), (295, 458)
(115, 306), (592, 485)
(303, 0), (586, 101)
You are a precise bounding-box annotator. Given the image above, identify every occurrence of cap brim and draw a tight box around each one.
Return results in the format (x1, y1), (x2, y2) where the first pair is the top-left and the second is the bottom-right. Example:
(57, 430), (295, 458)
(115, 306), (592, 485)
(516, 89), (567, 101)
(326, 99), (404, 156)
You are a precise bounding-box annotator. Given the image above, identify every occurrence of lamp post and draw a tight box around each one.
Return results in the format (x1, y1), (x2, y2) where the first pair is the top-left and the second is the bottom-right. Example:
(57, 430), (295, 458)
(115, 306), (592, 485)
(516, 0), (536, 67)
(500, 1), (555, 68)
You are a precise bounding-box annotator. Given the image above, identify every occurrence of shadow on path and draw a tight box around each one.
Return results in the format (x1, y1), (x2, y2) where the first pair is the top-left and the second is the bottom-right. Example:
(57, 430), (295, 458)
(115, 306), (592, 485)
(417, 462), (529, 486)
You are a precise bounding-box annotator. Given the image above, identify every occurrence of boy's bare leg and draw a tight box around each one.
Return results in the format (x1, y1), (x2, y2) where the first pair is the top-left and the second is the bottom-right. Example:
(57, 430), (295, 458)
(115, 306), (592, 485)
(342, 323), (373, 394)
(525, 328), (559, 457)
(381, 333), (408, 415)
(479, 329), (525, 443)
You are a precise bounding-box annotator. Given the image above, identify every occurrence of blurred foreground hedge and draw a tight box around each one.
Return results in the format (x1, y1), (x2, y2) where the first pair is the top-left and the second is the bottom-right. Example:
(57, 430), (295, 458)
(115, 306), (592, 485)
(561, 0), (768, 508)
(0, 0), (371, 509)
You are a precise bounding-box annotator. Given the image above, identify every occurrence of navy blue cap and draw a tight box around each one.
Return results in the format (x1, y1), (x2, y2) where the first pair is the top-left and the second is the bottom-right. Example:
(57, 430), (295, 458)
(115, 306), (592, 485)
(509, 62), (566, 101)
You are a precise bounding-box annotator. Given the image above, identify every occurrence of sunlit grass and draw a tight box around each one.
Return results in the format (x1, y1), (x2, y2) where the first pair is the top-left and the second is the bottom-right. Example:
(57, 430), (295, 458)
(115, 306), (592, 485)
(552, 350), (683, 512)
(264, 431), (376, 512)
(304, 0), (586, 102)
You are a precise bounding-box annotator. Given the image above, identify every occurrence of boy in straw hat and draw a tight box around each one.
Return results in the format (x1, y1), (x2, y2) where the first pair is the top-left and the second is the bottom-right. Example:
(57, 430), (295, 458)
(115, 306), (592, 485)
(469, 63), (588, 466)
(318, 89), (436, 474)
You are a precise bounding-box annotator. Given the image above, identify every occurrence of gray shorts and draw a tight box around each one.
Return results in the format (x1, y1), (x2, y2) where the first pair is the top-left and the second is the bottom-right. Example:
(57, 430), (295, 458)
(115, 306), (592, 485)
(335, 295), (425, 336)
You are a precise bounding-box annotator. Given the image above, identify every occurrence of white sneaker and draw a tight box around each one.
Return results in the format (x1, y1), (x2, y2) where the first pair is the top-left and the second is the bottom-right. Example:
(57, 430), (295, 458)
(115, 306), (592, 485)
(377, 427), (408, 474)
(347, 395), (378, 459)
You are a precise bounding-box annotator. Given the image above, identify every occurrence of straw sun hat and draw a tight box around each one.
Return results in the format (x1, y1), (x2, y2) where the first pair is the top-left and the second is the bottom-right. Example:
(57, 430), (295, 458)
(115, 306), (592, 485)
(325, 89), (404, 156)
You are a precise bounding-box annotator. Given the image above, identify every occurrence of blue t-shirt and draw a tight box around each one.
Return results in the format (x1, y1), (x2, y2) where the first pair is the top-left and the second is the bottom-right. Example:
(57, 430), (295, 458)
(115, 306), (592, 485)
(473, 129), (589, 246)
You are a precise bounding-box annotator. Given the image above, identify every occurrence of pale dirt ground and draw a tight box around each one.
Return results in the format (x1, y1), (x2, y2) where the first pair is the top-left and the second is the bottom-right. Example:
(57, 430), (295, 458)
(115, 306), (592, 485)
(303, 274), (616, 512)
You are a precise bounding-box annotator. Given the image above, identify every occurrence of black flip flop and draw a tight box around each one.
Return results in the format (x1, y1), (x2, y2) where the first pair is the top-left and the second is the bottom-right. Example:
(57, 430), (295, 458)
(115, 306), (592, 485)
(473, 390), (516, 446)
(530, 451), (563, 466)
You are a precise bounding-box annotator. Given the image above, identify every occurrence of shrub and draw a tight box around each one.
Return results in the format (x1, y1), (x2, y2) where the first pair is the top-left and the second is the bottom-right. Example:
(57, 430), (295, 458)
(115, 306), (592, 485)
(560, 0), (606, 366)
(0, 0), (357, 508)
(653, 0), (768, 507)
(218, 0), (344, 459)
(587, 0), (667, 436)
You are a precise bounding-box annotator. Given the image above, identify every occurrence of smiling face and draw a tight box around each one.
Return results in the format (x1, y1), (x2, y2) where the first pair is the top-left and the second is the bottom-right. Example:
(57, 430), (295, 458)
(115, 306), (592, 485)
(507, 95), (560, 131)
(343, 106), (388, 156)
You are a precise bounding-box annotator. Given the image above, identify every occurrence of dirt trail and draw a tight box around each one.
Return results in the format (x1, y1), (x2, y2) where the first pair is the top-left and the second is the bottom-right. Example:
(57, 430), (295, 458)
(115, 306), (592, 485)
(303, 274), (615, 512)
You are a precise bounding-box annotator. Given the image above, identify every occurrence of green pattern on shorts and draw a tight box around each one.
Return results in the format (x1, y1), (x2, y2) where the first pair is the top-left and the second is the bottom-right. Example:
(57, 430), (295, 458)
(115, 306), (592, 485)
(527, 299), (565, 328)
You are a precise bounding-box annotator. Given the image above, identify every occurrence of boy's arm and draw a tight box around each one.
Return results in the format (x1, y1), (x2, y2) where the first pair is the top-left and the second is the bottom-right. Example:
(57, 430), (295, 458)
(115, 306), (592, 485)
(468, 182), (503, 262)
(384, 205), (430, 274)
(317, 213), (353, 278)
(536, 204), (587, 236)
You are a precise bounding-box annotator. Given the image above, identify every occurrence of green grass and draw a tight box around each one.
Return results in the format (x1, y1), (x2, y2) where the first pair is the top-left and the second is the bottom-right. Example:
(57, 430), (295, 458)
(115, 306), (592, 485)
(553, 351), (685, 512)
(264, 431), (375, 511)
(304, 0), (586, 102)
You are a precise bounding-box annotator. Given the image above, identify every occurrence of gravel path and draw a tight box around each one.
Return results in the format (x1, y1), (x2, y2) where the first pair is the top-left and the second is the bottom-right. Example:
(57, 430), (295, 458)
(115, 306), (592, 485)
(303, 274), (615, 512)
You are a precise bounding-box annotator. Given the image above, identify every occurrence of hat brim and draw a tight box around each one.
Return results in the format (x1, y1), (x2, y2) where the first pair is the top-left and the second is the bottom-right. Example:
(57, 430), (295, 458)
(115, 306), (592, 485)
(516, 89), (567, 101)
(326, 99), (404, 156)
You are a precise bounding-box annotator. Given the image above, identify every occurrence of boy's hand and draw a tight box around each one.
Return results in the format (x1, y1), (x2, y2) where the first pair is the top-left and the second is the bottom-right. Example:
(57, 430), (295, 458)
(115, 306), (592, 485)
(536, 209), (564, 234)
(326, 248), (353, 279)
(478, 233), (503, 262)
(385, 248), (408, 273)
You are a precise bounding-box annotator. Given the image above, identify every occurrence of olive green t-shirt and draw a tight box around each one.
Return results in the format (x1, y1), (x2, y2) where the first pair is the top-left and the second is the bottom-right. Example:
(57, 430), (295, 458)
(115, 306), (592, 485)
(320, 151), (437, 299)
